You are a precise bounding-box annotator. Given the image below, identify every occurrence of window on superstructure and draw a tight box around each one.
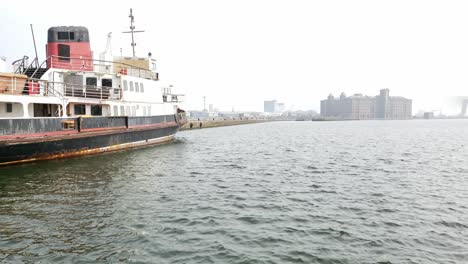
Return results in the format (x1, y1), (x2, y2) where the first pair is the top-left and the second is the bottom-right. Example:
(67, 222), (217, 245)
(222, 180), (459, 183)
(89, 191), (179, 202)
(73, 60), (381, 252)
(135, 82), (139, 92)
(132, 106), (136, 116)
(143, 106), (147, 116)
(57, 31), (75, 40)
(57, 32), (69, 40)
(74, 104), (86, 115)
(86, 77), (97, 87)
(129, 81), (134, 92)
(58, 44), (70, 61)
(140, 83), (144, 93)
(102, 79), (112, 87)
(123, 80), (128, 91)
(91, 105), (102, 116)
(6, 103), (12, 113)
(113, 106), (118, 116)
(120, 106), (125, 116)
(148, 106), (152, 116)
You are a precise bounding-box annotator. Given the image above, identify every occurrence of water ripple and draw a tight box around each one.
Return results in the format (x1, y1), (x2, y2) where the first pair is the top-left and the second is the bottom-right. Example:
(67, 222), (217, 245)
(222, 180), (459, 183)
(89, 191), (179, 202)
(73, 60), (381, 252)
(1, 120), (468, 263)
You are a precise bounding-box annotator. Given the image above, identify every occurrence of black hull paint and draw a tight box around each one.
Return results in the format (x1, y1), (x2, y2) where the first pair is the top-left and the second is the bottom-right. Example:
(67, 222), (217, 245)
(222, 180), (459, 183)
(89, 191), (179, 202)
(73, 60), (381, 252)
(0, 125), (179, 165)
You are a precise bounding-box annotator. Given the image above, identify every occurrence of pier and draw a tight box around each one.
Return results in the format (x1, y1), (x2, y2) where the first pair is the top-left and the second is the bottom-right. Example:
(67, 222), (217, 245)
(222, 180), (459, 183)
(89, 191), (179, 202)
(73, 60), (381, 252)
(181, 119), (271, 131)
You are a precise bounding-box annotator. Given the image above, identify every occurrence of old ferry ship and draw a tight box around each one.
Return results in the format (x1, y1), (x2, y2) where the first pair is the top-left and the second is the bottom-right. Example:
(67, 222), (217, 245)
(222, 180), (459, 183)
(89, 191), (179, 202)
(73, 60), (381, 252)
(0, 10), (186, 166)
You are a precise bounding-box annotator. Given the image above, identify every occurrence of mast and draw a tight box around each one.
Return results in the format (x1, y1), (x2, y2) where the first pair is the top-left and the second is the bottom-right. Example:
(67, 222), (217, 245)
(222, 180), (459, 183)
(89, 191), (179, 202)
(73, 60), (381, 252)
(30, 24), (39, 67)
(122, 8), (145, 57)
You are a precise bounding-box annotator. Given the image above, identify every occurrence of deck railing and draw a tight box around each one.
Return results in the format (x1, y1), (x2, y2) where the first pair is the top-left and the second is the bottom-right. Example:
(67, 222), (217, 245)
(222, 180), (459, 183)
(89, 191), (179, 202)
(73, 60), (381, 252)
(51, 82), (122, 100)
(0, 76), (45, 96)
(0, 75), (122, 101)
(48, 56), (159, 80)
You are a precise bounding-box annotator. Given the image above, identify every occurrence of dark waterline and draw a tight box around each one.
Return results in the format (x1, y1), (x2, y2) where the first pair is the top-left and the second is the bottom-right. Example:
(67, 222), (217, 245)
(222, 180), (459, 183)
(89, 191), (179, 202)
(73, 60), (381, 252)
(1, 120), (467, 263)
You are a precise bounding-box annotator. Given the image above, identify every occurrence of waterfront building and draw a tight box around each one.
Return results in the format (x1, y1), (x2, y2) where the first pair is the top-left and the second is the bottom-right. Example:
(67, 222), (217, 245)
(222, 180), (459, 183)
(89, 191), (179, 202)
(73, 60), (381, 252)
(424, 112), (434, 119)
(264, 100), (277, 113)
(461, 99), (467, 117)
(320, 89), (412, 120)
(277, 103), (285, 112)
(264, 100), (285, 113)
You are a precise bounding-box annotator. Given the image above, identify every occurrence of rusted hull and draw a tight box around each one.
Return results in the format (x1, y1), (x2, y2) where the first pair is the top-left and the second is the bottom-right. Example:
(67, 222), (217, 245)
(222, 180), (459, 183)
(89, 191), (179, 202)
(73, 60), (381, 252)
(0, 125), (179, 166)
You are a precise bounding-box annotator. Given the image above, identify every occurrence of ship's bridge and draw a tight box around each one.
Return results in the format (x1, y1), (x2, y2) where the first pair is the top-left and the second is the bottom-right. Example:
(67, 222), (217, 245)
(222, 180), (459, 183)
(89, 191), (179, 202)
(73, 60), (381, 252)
(111, 56), (158, 80)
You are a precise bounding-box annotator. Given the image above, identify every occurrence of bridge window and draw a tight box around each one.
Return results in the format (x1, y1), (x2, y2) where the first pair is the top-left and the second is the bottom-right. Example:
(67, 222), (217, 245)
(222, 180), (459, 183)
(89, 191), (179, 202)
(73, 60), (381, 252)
(123, 80), (128, 91)
(129, 81), (134, 92)
(140, 83), (144, 93)
(58, 44), (70, 61)
(135, 82), (139, 92)
(57, 32), (75, 40)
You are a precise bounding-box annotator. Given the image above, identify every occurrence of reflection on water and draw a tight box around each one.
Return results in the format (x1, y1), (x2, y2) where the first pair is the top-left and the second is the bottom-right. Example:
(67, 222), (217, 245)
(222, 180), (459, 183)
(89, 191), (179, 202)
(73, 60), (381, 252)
(1, 120), (468, 263)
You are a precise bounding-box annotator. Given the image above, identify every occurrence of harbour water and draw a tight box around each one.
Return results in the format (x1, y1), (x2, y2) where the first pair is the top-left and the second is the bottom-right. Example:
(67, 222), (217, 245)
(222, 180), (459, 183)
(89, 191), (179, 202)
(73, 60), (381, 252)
(1, 120), (467, 263)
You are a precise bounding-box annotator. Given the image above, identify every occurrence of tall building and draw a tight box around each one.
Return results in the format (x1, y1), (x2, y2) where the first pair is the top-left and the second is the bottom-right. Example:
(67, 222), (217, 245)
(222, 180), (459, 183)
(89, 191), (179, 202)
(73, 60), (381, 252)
(264, 100), (276, 113)
(264, 100), (285, 113)
(320, 89), (412, 120)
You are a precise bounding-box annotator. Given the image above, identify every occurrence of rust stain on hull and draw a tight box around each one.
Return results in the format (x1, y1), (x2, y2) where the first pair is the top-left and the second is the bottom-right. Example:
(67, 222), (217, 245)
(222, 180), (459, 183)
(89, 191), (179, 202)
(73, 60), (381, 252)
(0, 135), (175, 167)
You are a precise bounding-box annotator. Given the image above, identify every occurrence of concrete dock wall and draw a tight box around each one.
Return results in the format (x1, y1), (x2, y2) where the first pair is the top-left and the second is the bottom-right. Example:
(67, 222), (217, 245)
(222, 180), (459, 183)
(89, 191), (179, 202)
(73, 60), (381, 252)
(181, 119), (270, 131)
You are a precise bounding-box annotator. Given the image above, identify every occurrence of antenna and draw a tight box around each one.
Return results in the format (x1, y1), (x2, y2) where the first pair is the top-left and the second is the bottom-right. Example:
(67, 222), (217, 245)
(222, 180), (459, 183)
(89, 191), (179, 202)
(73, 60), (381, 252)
(122, 8), (145, 57)
(30, 24), (39, 67)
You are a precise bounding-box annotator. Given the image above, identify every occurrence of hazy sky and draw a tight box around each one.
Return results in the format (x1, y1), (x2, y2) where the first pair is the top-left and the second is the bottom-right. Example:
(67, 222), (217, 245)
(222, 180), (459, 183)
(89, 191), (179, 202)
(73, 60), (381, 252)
(2, 0), (468, 113)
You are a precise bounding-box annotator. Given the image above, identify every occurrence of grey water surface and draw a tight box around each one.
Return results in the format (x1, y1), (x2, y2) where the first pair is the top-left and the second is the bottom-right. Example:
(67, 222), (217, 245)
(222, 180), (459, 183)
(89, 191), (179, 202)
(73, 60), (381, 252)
(1, 120), (467, 263)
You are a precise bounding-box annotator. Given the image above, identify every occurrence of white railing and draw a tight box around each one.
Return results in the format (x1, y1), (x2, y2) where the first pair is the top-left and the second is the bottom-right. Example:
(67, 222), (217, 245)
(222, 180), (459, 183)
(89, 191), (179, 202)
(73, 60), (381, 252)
(0, 75), (122, 101)
(51, 82), (122, 100)
(161, 86), (184, 103)
(0, 76), (44, 96)
(162, 93), (185, 103)
(48, 56), (159, 80)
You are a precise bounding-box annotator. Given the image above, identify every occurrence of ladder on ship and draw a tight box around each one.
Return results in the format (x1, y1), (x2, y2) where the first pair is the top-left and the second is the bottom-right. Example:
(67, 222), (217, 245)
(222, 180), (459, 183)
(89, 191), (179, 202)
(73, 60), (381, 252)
(12, 56), (49, 79)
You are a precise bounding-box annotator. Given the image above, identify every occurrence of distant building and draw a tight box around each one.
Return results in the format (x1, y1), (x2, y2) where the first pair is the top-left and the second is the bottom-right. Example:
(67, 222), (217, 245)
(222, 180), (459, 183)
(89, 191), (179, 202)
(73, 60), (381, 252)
(461, 99), (468, 117)
(264, 100), (285, 113)
(320, 89), (412, 120)
(423, 112), (434, 119)
(277, 103), (285, 112)
(264, 100), (276, 113)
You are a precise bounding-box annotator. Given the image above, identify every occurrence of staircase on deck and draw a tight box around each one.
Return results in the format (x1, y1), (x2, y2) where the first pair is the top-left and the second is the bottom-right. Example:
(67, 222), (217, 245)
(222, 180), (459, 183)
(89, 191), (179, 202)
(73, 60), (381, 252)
(23, 67), (49, 79)
(13, 56), (49, 79)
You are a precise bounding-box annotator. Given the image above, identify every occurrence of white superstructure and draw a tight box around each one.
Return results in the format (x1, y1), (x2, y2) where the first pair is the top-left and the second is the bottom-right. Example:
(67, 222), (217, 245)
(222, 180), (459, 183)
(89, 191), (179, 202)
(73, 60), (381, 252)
(0, 25), (184, 120)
